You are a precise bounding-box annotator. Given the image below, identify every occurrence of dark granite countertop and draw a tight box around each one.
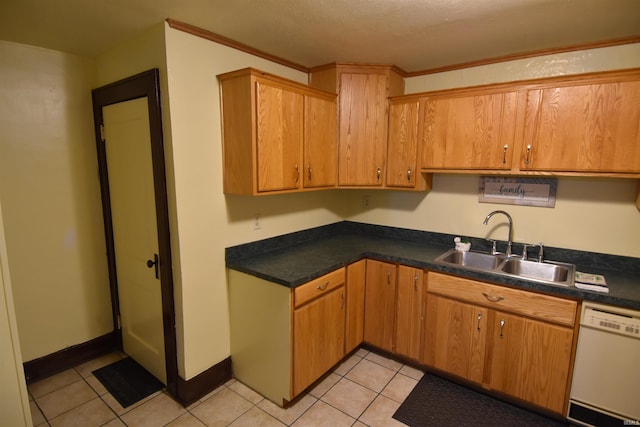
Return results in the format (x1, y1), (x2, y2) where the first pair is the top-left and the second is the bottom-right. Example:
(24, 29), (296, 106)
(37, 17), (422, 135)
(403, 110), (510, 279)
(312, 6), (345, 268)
(226, 221), (640, 311)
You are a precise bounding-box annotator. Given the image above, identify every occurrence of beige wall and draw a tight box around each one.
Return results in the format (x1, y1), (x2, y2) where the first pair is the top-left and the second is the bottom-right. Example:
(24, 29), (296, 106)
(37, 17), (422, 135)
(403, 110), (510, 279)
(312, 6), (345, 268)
(163, 25), (345, 379)
(346, 43), (640, 258)
(0, 41), (112, 361)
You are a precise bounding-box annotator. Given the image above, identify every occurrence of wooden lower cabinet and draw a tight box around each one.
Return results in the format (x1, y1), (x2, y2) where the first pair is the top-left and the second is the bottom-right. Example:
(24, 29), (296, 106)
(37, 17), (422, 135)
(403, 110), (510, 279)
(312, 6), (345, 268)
(228, 267), (347, 406)
(293, 285), (345, 396)
(395, 265), (425, 361)
(423, 295), (488, 384)
(422, 272), (577, 415)
(489, 311), (574, 414)
(363, 261), (426, 360)
(345, 260), (366, 353)
(364, 259), (397, 352)
(230, 263), (576, 414)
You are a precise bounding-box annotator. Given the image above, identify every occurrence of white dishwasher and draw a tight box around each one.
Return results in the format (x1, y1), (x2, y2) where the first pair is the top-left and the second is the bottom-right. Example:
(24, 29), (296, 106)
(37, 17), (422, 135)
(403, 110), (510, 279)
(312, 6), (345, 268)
(568, 301), (640, 426)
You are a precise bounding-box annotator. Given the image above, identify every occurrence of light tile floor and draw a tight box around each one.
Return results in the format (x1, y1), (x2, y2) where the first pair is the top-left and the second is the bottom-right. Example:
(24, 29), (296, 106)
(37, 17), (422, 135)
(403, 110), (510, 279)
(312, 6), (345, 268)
(28, 348), (421, 426)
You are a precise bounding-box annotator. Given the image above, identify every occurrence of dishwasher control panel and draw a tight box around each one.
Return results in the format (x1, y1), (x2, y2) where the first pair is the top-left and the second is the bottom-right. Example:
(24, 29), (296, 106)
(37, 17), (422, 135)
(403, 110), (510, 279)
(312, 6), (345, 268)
(582, 303), (640, 339)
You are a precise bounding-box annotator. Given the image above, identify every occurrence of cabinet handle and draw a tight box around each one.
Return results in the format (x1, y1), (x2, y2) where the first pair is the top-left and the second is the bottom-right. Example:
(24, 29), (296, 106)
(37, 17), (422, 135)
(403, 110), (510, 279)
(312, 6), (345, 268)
(407, 167), (412, 183)
(386, 270), (392, 285)
(502, 144), (508, 164)
(477, 312), (482, 331)
(307, 165), (312, 182)
(316, 282), (329, 291)
(377, 166), (381, 182)
(413, 273), (418, 291)
(482, 292), (504, 303)
(525, 144), (532, 165)
(295, 165), (300, 182)
(499, 319), (505, 338)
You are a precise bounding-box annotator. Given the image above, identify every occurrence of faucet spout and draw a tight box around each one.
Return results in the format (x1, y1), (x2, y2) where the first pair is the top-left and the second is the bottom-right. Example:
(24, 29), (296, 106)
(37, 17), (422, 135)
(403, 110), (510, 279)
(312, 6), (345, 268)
(483, 210), (513, 256)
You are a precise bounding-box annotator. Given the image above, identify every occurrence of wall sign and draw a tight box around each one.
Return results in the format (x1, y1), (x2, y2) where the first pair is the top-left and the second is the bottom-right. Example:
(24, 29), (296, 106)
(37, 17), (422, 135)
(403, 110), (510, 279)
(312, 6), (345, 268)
(479, 177), (557, 208)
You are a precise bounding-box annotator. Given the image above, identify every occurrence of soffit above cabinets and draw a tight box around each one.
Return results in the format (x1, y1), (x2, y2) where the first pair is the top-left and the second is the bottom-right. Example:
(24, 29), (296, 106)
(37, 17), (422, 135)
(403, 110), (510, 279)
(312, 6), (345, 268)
(0, 0), (639, 73)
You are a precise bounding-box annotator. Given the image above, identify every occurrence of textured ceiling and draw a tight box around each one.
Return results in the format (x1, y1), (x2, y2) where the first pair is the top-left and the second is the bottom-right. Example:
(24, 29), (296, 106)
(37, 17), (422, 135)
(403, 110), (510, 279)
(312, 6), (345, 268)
(1, 0), (639, 72)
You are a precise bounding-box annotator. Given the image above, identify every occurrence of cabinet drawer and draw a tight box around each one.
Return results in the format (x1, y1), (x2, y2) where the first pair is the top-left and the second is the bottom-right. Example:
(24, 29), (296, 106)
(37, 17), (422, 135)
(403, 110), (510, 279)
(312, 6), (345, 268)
(294, 268), (345, 308)
(427, 272), (577, 327)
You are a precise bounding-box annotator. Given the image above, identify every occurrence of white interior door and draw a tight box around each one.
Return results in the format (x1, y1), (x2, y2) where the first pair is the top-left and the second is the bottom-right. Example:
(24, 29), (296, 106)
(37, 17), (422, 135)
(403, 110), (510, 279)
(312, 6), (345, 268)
(103, 97), (166, 384)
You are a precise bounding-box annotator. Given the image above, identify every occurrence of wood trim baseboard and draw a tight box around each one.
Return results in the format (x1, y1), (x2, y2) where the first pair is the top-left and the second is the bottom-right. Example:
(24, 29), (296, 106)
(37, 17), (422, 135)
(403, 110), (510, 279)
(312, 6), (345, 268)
(22, 329), (232, 409)
(175, 357), (232, 406)
(23, 331), (121, 384)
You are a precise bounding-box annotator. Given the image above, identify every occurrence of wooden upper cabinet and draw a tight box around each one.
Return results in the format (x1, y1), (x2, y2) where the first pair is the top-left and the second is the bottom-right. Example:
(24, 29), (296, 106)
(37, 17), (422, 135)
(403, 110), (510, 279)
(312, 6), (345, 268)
(310, 64), (405, 187)
(521, 77), (640, 173)
(303, 93), (337, 188)
(256, 82), (303, 192)
(218, 68), (337, 195)
(421, 89), (518, 170)
(339, 73), (389, 186)
(386, 99), (421, 188)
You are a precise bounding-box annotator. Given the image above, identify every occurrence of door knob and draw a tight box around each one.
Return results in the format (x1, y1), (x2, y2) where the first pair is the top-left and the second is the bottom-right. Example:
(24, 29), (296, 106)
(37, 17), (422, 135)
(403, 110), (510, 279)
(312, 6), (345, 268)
(147, 253), (159, 279)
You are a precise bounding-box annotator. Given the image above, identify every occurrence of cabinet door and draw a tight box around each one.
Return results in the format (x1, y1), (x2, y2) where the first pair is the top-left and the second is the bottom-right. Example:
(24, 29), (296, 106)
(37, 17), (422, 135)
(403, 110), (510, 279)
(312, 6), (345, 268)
(293, 287), (345, 396)
(521, 80), (640, 172)
(395, 266), (424, 360)
(489, 311), (573, 414)
(304, 93), (337, 188)
(256, 81), (303, 192)
(364, 260), (397, 352)
(421, 91), (517, 170)
(387, 100), (420, 188)
(422, 294), (488, 384)
(338, 73), (388, 186)
(345, 260), (366, 354)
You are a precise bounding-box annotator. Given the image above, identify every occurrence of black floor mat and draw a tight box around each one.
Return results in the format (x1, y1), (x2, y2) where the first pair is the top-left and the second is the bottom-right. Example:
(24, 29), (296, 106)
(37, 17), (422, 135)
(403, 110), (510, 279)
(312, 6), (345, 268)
(393, 373), (569, 427)
(92, 357), (164, 408)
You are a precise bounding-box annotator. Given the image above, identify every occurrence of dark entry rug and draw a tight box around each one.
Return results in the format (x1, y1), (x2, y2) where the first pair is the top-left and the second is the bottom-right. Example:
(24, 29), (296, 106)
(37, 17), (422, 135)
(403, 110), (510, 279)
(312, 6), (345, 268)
(393, 373), (569, 427)
(92, 357), (164, 408)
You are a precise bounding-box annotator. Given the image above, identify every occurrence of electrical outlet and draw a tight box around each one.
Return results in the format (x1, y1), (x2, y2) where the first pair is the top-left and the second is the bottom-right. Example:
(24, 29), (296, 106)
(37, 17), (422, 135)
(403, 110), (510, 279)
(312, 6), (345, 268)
(253, 214), (261, 230)
(362, 195), (370, 208)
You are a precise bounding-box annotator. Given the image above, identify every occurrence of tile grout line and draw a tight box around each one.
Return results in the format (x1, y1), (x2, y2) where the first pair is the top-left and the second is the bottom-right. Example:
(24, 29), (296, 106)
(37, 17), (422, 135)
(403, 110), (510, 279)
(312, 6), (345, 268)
(34, 347), (417, 426)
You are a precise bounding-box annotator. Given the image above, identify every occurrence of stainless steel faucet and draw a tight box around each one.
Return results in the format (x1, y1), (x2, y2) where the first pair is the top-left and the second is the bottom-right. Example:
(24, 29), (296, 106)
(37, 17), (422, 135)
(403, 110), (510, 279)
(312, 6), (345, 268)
(483, 210), (513, 256)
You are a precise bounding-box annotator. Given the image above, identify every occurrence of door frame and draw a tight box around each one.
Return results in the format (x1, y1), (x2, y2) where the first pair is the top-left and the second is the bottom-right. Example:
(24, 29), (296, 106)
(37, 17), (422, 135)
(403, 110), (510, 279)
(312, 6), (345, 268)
(91, 69), (178, 397)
